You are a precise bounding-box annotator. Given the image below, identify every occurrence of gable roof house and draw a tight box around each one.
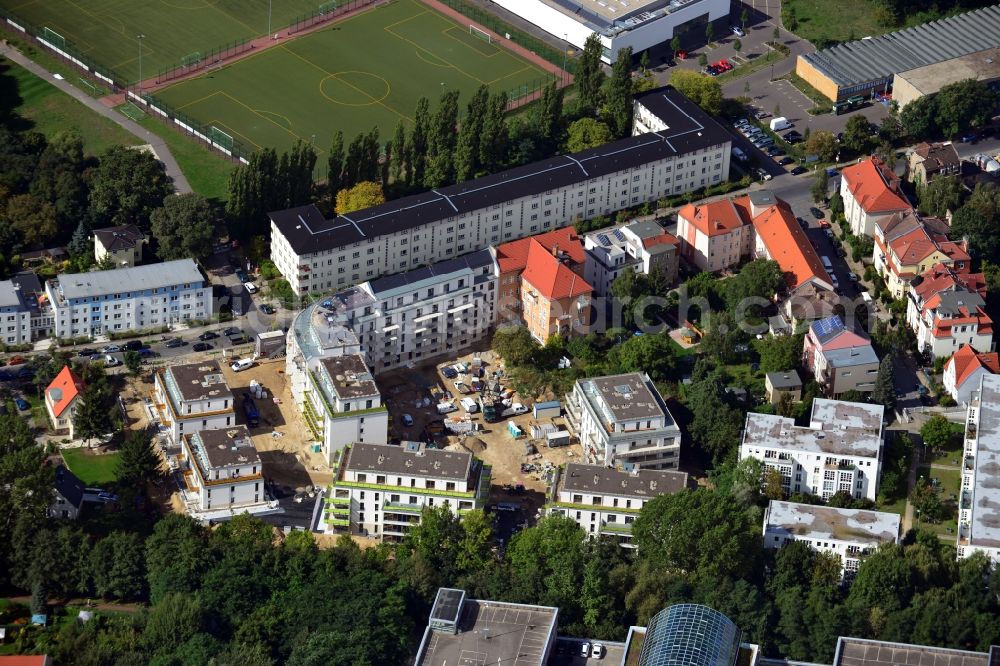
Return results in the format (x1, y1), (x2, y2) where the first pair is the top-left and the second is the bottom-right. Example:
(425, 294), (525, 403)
(907, 142), (961, 185)
(93, 224), (147, 268)
(906, 263), (993, 361)
(496, 226), (585, 322)
(840, 157), (912, 237)
(873, 210), (969, 299)
(520, 239), (594, 341)
(45, 365), (84, 438)
(944, 344), (1000, 405)
(49, 465), (85, 520)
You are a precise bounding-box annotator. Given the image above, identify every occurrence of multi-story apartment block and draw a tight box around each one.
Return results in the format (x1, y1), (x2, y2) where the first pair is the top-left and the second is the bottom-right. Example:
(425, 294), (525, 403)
(496, 226), (586, 322)
(873, 210), (969, 299)
(583, 220), (679, 296)
(944, 344), (999, 406)
(152, 361), (236, 444)
(763, 500), (901, 579)
(324, 442), (489, 541)
(0, 279), (32, 346)
(565, 372), (682, 469)
(269, 86), (731, 296)
(520, 240), (594, 341)
(840, 157), (911, 238)
(906, 263), (993, 360)
(179, 426), (270, 515)
(46, 259), (212, 339)
(802, 316), (880, 397)
(548, 462), (688, 547)
(297, 249), (499, 374)
(93, 224), (146, 268)
(676, 196), (752, 272)
(959, 373), (1000, 561)
(740, 398), (885, 502)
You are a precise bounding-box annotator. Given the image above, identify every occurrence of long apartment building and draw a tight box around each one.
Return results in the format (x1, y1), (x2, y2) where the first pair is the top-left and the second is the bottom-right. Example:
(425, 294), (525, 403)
(46, 259), (212, 339)
(958, 373), (1000, 562)
(324, 441), (490, 541)
(0, 272), (53, 346)
(548, 462), (688, 548)
(763, 500), (901, 579)
(740, 398), (885, 502)
(565, 372), (682, 470)
(153, 361), (237, 444)
(179, 426), (271, 515)
(270, 86), (731, 296)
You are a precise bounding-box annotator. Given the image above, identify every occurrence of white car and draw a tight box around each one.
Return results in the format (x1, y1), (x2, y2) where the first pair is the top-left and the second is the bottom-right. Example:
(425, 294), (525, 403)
(580, 642), (591, 658)
(731, 25), (745, 36)
(592, 643), (606, 659)
(101, 345), (120, 353)
(104, 355), (121, 367)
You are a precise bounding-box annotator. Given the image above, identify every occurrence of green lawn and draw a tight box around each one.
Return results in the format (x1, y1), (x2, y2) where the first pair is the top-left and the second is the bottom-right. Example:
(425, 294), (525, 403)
(2, 0), (321, 83)
(135, 116), (236, 201)
(61, 447), (120, 486)
(2, 57), (140, 155)
(784, 0), (882, 45)
(916, 464), (960, 539)
(152, 0), (555, 157)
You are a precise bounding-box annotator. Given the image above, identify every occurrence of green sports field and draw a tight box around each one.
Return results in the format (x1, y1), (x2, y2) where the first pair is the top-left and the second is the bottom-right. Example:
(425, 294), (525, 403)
(151, 0), (556, 156)
(0, 0), (322, 82)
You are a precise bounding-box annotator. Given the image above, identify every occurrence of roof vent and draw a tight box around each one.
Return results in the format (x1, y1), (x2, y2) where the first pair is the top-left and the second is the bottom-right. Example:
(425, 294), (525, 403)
(593, 474), (600, 485)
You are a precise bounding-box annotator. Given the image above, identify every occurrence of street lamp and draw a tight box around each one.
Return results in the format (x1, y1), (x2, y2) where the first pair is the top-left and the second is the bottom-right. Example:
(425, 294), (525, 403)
(136, 33), (145, 95)
(562, 33), (568, 86)
(268, 0), (273, 39)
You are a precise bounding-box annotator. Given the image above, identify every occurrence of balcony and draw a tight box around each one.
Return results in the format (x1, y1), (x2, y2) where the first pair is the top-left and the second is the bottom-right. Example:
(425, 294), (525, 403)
(600, 521), (633, 534)
(961, 491), (972, 510)
(382, 502), (423, 514)
(965, 456), (976, 471)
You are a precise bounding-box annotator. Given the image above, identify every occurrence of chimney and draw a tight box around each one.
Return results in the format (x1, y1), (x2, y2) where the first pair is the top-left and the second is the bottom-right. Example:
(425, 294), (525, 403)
(551, 243), (559, 257)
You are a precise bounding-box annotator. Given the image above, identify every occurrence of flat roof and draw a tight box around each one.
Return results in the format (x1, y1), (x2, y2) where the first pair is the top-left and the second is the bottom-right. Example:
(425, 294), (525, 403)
(344, 442), (472, 481)
(585, 372), (670, 422)
(271, 86), (730, 257)
(0, 281), (21, 309)
(742, 399), (883, 458)
(559, 462), (688, 498)
(187, 426), (260, 469)
(164, 361), (234, 403)
(968, 374), (1000, 549)
(765, 500), (900, 545)
(823, 345), (880, 369)
(368, 248), (496, 298)
(52, 258), (204, 300)
(318, 355), (379, 400)
(416, 597), (557, 666)
(896, 47), (1000, 96)
(800, 5), (1000, 88)
(834, 638), (989, 666)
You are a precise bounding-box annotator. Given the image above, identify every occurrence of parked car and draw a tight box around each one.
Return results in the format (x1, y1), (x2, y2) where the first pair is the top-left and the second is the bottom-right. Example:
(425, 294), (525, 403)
(101, 345), (120, 353)
(192, 342), (213, 352)
(259, 303), (276, 315)
(592, 643), (606, 659)
(89, 353), (104, 362)
(849, 272), (859, 282)
(824, 229), (835, 239)
(14, 397), (29, 411)
(754, 109), (769, 119)
(826, 167), (839, 177)
(229, 335), (252, 345)
(819, 219), (831, 229)
(580, 643), (591, 659)
(122, 340), (143, 351)
(165, 338), (187, 348)
(401, 414), (414, 427)
(235, 269), (249, 283)
(731, 25), (745, 36)
(223, 326), (242, 337)
(104, 355), (121, 367)
(441, 366), (458, 379)
(198, 331), (219, 341)
(790, 166), (807, 175)
(810, 206), (826, 219)
(778, 156), (794, 166)
(756, 168), (772, 181)
(96, 491), (119, 503)
(231, 358), (253, 372)
(797, 217), (808, 228)
(676, 49), (687, 59)
(767, 146), (784, 157)
(137, 348), (157, 358)
(783, 130), (803, 143)
(77, 348), (96, 357)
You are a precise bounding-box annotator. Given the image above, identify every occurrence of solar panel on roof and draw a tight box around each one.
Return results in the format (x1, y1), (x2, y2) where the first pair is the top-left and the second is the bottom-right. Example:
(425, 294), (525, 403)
(597, 233), (612, 247)
(812, 316), (843, 339)
(613, 229), (626, 242)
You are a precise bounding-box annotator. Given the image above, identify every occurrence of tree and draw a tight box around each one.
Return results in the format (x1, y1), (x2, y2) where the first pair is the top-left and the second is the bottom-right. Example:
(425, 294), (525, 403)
(123, 350), (142, 376)
(73, 382), (116, 446)
(90, 531), (147, 600)
(918, 176), (964, 217)
(145, 514), (213, 603)
(698, 53), (708, 68)
(5, 194), (57, 247)
(773, 26), (780, 41)
(425, 90), (460, 187)
(671, 36), (682, 59)
(921, 415), (957, 457)
(910, 476), (943, 522)
(390, 122), (406, 186)
(67, 219), (91, 260)
(754, 334), (804, 373)
(805, 131), (837, 161)
(725, 259), (784, 310)
(506, 515), (586, 615)
(30, 580), (47, 616)
(409, 97), (431, 187)
(639, 50), (650, 72)
(705, 22), (714, 44)
(669, 70), (722, 115)
(871, 355), (896, 411)
(327, 130), (344, 196)
(900, 95), (938, 139)
(566, 118), (614, 152)
(603, 47), (634, 138)
(934, 78), (999, 138)
(732, 38), (742, 54)
(741, 8), (749, 29)
(225, 148), (279, 240)
(842, 115), (873, 154)
(685, 374), (746, 463)
(455, 85), (489, 182)
(117, 429), (160, 486)
(479, 91), (509, 173)
(949, 183), (1000, 262)
(765, 467), (785, 499)
(334, 181), (385, 215)
(576, 34), (606, 115)
(606, 333), (679, 382)
(150, 193), (216, 261)
(89, 145), (171, 227)
(811, 168), (829, 204)
(491, 326), (538, 366)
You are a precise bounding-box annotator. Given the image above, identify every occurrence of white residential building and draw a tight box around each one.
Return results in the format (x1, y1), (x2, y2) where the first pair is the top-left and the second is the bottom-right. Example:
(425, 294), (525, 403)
(958, 373), (1000, 562)
(269, 86), (731, 296)
(583, 219), (679, 296)
(324, 442), (489, 542)
(179, 426), (269, 514)
(840, 157), (911, 238)
(565, 372), (682, 470)
(93, 224), (146, 268)
(0, 279), (32, 346)
(763, 500), (901, 579)
(548, 462), (688, 548)
(153, 361), (236, 444)
(740, 398), (885, 502)
(46, 259), (212, 339)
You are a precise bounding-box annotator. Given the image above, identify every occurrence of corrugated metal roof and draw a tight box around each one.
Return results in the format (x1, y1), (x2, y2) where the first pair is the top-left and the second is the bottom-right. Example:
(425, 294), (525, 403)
(801, 5), (1000, 88)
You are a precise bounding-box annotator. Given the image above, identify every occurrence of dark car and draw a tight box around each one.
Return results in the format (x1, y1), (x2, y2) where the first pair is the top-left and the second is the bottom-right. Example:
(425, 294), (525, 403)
(778, 156), (794, 166)
(259, 304), (276, 315)
(14, 397), (29, 411)
(229, 335), (252, 345)
(223, 326), (242, 337)
(165, 338), (188, 348)
(783, 130), (803, 143)
(122, 339), (143, 351)
(796, 217), (808, 228)
(137, 348), (157, 357)
(442, 366), (458, 379)
(198, 331), (219, 341)
(77, 348), (96, 357)
(192, 342), (213, 352)
(235, 270), (250, 283)
(767, 146), (784, 157)
(810, 207), (826, 219)
(790, 166), (807, 175)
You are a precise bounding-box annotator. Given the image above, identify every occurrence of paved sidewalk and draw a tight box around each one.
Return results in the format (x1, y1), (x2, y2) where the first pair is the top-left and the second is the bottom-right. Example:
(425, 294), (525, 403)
(0, 43), (192, 194)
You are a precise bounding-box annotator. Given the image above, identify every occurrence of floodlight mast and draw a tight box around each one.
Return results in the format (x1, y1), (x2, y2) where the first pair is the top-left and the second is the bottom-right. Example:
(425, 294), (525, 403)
(137, 33), (145, 94)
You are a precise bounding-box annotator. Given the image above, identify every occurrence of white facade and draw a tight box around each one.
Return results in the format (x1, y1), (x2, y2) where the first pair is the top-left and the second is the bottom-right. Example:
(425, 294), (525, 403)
(740, 399), (884, 502)
(583, 221), (677, 296)
(763, 500), (901, 578)
(548, 462), (688, 548)
(152, 361), (237, 444)
(46, 259), (212, 339)
(0, 280), (31, 346)
(180, 427), (267, 513)
(906, 288), (993, 361)
(324, 442), (488, 542)
(565, 372), (681, 469)
(959, 374), (1000, 562)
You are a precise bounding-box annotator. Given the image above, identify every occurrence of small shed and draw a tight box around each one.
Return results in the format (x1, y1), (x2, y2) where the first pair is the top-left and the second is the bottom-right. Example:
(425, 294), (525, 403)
(533, 400), (561, 420)
(507, 421), (524, 438)
(256, 330), (286, 359)
(768, 315), (792, 336)
(530, 421), (558, 439)
(545, 431), (571, 447)
(765, 370), (803, 405)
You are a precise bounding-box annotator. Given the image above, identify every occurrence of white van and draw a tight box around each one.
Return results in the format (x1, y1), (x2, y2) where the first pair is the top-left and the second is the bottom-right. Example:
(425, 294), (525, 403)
(460, 397), (479, 413)
(231, 358), (253, 372)
(821, 256), (834, 271)
(732, 146), (748, 162)
(770, 117), (792, 131)
(245, 282), (258, 294)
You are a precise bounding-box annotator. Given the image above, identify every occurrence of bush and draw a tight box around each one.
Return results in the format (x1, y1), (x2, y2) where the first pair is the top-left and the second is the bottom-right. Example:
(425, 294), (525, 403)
(108, 325), (169, 340)
(260, 260), (281, 281)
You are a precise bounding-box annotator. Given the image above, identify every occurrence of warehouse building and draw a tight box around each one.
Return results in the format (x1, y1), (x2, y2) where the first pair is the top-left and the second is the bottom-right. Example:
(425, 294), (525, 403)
(795, 5), (1000, 102)
(893, 47), (1000, 109)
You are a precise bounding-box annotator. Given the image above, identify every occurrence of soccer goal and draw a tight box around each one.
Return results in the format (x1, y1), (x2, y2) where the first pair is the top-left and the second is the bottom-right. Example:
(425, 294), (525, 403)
(469, 25), (491, 44)
(78, 77), (102, 97)
(181, 51), (202, 67)
(209, 125), (235, 151)
(318, 1), (337, 15)
(40, 26), (66, 49)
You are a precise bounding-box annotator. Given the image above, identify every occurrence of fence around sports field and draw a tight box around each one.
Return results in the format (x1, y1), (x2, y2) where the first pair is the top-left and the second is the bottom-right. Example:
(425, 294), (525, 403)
(155, 38), (253, 86)
(286, 0), (380, 35)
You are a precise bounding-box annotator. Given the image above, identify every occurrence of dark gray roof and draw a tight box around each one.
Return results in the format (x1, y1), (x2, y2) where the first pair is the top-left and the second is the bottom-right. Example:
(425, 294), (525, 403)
(318, 354), (379, 399)
(54, 465), (84, 508)
(935, 289), (986, 317)
(834, 638), (989, 666)
(94, 224), (144, 252)
(189, 426), (260, 468)
(801, 5), (1000, 88)
(559, 462), (688, 498)
(272, 86), (731, 256)
(344, 442), (472, 481)
(590, 373), (669, 422)
(368, 248), (495, 297)
(165, 361), (233, 402)
(766, 371), (802, 389)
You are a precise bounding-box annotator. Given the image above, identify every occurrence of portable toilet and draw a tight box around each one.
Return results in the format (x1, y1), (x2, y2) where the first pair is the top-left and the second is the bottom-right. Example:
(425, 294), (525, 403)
(507, 421), (523, 438)
(533, 400), (561, 420)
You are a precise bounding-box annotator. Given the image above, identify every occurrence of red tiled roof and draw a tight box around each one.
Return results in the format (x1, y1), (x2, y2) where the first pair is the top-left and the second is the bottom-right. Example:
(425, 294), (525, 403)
(46, 365), (83, 418)
(495, 226), (585, 273)
(642, 232), (679, 249)
(521, 240), (593, 301)
(887, 225), (969, 269)
(948, 344), (1000, 389)
(842, 157), (911, 213)
(912, 264), (986, 303)
(677, 199), (747, 237)
(749, 200), (832, 289)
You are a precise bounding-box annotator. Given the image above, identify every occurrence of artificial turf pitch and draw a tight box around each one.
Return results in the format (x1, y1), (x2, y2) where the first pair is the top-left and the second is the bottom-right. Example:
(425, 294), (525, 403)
(151, 0), (557, 155)
(1, 0), (320, 82)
